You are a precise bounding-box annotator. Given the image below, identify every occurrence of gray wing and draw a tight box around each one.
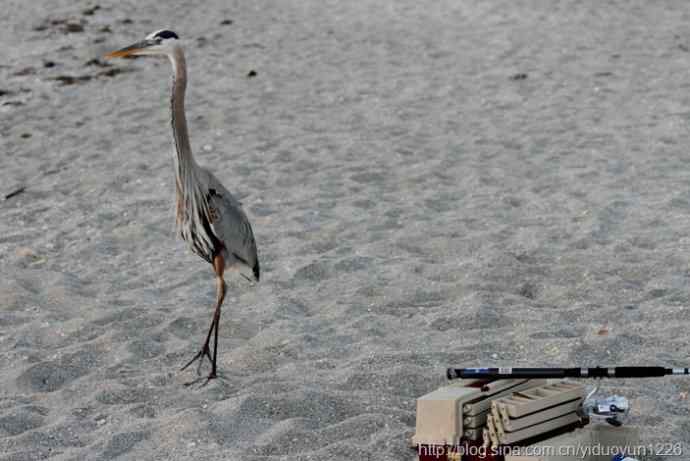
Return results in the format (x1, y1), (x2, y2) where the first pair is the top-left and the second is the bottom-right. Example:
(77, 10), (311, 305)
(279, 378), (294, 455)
(205, 173), (260, 281)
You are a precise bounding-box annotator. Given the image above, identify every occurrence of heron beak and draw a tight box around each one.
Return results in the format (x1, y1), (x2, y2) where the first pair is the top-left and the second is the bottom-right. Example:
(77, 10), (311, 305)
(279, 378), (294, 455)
(104, 40), (152, 59)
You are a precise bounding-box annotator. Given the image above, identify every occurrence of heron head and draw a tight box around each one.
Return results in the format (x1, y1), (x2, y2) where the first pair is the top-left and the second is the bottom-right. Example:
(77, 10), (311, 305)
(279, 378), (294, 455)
(104, 29), (180, 59)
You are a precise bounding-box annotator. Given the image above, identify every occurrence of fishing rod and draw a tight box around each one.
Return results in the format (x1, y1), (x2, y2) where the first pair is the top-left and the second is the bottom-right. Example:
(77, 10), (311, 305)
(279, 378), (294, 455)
(446, 366), (689, 380)
(447, 366), (689, 428)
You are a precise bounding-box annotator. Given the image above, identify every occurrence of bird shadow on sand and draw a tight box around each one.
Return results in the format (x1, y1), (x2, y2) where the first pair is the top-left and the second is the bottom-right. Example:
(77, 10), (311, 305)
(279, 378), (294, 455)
(181, 370), (230, 389)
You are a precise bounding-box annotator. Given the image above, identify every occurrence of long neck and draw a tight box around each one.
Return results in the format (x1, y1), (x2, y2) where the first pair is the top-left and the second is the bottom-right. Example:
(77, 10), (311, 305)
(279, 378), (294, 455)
(168, 47), (197, 181)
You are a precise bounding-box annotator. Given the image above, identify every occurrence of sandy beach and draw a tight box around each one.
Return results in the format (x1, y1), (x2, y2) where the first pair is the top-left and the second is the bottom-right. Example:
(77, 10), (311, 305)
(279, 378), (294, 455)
(1, 1), (689, 459)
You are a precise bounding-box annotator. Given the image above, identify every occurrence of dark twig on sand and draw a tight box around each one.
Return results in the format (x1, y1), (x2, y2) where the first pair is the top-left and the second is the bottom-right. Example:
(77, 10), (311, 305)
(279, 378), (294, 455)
(4, 187), (26, 200)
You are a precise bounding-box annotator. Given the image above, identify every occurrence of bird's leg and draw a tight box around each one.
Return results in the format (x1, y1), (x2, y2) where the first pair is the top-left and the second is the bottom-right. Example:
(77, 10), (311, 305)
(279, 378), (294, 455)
(208, 269), (226, 380)
(180, 312), (216, 375)
(181, 254), (226, 382)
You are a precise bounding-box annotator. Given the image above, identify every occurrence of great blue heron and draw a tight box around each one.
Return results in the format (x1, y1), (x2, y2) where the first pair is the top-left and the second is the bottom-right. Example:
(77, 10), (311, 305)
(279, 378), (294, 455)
(105, 30), (260, 383)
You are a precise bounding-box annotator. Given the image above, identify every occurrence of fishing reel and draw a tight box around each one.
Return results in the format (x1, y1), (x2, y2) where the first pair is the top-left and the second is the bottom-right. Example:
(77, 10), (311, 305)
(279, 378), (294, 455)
(580, 381), (630, 427)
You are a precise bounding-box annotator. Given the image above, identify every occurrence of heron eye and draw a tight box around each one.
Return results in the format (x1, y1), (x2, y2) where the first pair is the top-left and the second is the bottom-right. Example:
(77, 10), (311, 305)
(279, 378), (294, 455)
(155, 37), (163, 44)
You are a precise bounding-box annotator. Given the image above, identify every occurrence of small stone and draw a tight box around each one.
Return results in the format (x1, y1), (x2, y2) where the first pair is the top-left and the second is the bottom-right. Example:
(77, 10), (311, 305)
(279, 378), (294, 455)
(16, 247), (34, 257)
(220, 19), (233, 25)
(85, 58), (110, 67)
(82, 5), (101, 16)
(544, 345), (560, 355)
(64, 22), (84, 33)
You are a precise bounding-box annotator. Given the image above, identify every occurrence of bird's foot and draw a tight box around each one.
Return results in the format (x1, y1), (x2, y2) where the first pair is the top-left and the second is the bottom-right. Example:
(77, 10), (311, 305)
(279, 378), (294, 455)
(180, 343), (214, 376)
(183, 370), (224, 388)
